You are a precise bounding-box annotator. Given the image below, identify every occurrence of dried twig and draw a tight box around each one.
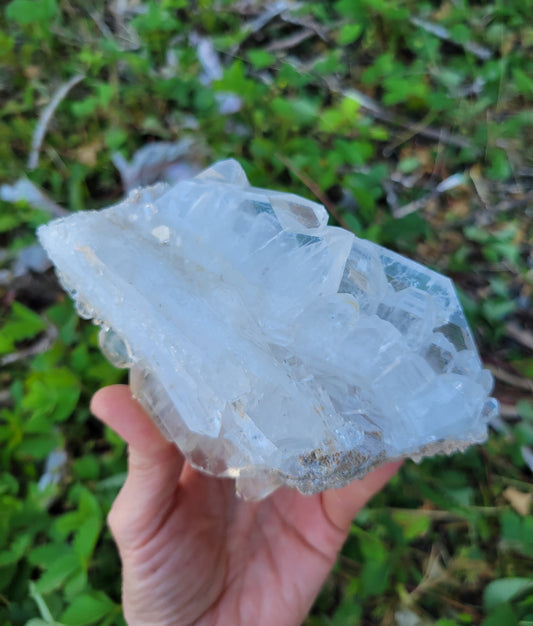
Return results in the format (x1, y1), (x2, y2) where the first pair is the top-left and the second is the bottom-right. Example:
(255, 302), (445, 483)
(498, 403), (520, 419)
(410, 16), (492, 61)
(27, 74), (84, 171)
(0, 324), (58, 367)
(86, 6), (114, 38)
(393, 172), (466, 218)
(280, 13), (328, 41)
(488, 365), (533, 393)
(327, 82), (475, 151)
(231, 1), (289, 53)
(0, 178), (69, 217)
(266, 29), (315, 52)
(493, 190), (533, 213)
(0, 390), (12, 407)
(521, 446), (533, 473)
(246, 1), (289, 35)
(505, 322), (533, 351)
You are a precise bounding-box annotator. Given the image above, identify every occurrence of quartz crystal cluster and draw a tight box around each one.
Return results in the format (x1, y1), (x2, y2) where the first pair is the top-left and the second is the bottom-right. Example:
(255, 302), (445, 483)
(38, 160), (497, 499)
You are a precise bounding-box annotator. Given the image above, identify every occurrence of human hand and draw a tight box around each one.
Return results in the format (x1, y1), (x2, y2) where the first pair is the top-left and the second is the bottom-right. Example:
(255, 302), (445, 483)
(91, 385), (401, 626)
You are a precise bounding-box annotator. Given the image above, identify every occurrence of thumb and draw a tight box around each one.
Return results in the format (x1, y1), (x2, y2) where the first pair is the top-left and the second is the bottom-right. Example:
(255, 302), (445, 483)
(321, 461), (403, 533)
(91, 385), (185, 548)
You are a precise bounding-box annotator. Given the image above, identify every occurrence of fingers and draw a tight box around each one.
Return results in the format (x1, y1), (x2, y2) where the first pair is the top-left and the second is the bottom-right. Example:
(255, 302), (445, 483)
(321, 461), (403, 533)
(91, 385), (185, 547)
(91, 385), (173, 458)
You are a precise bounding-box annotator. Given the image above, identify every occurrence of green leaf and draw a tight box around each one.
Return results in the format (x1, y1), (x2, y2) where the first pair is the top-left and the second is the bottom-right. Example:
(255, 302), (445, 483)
(350, 527), (390, 597)
(247, 49), (275, 70)
(34, 551), (80, 594)
(392, 510), (430, 541)
(6, 0), (58, 25)
(277, 63), (312, 88)
(481, 299), (515, 322)
(513, 68), (533, 97)
(335, 0), (369, 20)
(29, 581), (55, 623)
(0, 532), (31, 566)
(482, 603), (519, 626)
(23, 368), (81, 424)
(15, 433), (61, 460)
(337, 23), (363, 45)
(517, 400), (533, 421)
(73, 455), (100, 481)
(0, 302), (47, 355)
(450, 23), (471, 44)
(105, 128), (128, 151)
(63, 567), (88, 600)
(60, 591), (115, 625)
(398, 156), (420, 174)
(29, 543), (71, 567)
(483, 578), (533, 612)
(486, 148), (512, 181)
(0, 472), (18, 496)
(74, 515), (102, 566)
(215, 60), (257, 101)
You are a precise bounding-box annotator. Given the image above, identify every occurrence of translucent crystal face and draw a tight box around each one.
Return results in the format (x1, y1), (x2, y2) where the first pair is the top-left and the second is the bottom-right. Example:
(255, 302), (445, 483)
(38, 159), (497, 499)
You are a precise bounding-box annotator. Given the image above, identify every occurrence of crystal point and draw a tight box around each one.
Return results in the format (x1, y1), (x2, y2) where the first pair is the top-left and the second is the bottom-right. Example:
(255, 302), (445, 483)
(37, 160), (496, 499)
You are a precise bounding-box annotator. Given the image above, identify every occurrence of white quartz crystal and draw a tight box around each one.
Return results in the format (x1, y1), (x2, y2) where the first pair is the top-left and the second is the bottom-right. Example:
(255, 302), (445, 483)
(38, 160), (497, 499)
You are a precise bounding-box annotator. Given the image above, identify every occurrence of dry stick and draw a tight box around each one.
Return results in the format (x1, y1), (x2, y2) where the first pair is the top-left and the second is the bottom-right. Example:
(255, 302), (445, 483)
(494, 190), (533, 213)
(382, 505), (506, 521)
(27, 74), (85, 171)
(0, 325), (58, 367)
(327, 81), (474, 152)
(231, 1), (289, 53)
(280, 13), (328, 41)
(505, 321), (533, 351)
(266, 28), (315, 52)
(382, 110), (439, 158)
(0, 178), (69, 218)
(499, 403), (520, 418)
(488, 365), (533, 393)
(0, 390), (12, 407)
(393, 172), (466, 218)
(274, 153), (351, 230)
(409, 16), (492, 61)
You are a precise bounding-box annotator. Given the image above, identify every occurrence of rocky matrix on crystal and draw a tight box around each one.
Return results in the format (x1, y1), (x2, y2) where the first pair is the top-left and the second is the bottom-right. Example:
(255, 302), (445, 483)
(38, 160), (498, 499)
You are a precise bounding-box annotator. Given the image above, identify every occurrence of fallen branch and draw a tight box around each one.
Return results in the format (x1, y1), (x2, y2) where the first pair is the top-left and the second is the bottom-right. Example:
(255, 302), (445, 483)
(232, 1), (289, 52)
(521, 446), (533, 473)
(266, 28), (315, 52)
(0, 324), (58, 367)
(326, 81), (475, 152)
(494, 190), (533, 213)
(0, 390), (12, 407)
(393, 172), (466, 218)
(280, 12), (328, 41)
(410, 16), (492, 61)
(0, 178), (69, 218)
(27, 74), (84, 170)
(498, 403), (520, 419)
(487, 365), (533, 393)
(505, 322), (533, 351)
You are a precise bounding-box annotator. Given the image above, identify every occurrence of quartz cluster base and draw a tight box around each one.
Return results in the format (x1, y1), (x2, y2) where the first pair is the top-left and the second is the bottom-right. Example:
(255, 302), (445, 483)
(38, 160), (497, 499)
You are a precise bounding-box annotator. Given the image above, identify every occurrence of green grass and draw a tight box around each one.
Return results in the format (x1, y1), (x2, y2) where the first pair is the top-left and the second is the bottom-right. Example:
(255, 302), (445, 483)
(1, 0), (532, 624)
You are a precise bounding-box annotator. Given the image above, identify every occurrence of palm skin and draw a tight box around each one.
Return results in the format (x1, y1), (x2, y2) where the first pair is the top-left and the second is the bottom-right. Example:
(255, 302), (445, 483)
(91, 385), (401, 626)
